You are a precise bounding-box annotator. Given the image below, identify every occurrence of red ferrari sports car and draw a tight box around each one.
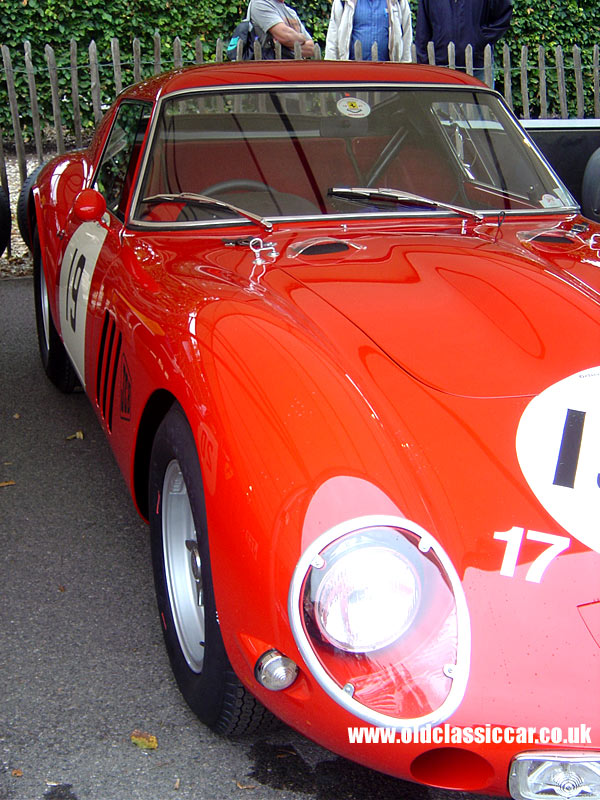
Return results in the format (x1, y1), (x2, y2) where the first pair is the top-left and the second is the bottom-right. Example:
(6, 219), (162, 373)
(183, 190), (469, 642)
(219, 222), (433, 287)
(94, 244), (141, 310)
(22, 60), (600, 798)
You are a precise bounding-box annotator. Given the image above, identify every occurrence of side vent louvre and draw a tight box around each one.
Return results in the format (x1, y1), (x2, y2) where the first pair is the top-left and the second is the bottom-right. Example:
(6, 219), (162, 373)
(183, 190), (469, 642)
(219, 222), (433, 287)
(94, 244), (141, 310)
(96, 312), (122, 432)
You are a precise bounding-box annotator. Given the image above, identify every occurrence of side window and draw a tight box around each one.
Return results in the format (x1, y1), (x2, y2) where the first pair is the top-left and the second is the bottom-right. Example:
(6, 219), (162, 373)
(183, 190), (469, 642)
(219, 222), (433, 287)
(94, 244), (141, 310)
(94, 102), (151, 218)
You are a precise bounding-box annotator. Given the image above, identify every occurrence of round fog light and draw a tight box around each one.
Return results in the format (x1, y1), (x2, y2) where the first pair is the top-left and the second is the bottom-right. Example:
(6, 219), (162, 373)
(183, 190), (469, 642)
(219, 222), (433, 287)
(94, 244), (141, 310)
(255, 650), (299, 691)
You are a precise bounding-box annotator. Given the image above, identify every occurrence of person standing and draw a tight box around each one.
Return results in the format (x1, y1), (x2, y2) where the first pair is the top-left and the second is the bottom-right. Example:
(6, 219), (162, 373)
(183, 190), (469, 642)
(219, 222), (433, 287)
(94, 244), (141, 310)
(325, 0), (413, 62)
(415, 0), (512, 74)
(249, 0), (315, 58)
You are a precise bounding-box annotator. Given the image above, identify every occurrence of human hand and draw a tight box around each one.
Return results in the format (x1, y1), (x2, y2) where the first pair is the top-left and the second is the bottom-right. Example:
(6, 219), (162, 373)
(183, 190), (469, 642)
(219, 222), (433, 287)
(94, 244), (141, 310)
(301, 38), (315, 57)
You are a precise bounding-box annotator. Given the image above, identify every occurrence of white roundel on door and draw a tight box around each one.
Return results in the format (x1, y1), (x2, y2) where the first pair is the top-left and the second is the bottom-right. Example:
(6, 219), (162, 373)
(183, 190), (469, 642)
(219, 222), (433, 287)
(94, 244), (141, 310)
(59, 221), (108, 389)
(516, 366), (600, 554)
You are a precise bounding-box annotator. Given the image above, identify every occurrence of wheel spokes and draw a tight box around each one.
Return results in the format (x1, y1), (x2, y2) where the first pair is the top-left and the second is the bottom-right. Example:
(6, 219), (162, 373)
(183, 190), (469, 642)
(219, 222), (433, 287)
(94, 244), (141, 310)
(162, 460), (205, 673)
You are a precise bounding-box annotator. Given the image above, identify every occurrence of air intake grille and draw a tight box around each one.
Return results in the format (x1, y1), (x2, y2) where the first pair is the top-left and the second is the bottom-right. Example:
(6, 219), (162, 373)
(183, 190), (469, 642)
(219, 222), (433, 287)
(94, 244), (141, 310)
(96, 312), (122, 432)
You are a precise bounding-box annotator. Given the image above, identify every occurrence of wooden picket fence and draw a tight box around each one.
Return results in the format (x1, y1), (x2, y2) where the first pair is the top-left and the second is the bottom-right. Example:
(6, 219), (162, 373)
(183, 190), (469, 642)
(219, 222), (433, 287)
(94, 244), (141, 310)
(1, 35), (600, 190)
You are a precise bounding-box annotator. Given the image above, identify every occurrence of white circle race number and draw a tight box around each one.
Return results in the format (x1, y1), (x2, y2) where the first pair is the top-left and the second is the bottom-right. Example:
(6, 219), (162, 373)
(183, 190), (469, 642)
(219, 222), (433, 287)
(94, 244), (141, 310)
(59, 221), (108, 388)
(516, 366), (600, 554)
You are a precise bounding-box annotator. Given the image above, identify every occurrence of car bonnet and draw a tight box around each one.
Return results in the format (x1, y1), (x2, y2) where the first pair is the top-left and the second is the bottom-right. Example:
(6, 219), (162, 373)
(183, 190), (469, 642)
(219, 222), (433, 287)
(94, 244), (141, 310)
(277, 226), (600, 399)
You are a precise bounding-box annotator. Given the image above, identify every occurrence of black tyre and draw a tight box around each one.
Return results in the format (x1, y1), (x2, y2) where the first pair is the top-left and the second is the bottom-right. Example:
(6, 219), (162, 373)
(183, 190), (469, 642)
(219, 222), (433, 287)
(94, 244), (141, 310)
(17, 164), (45, 251)
(0, 185), (10, 258)
(149, 404), (270, 735)
(33, 229), (79, 392)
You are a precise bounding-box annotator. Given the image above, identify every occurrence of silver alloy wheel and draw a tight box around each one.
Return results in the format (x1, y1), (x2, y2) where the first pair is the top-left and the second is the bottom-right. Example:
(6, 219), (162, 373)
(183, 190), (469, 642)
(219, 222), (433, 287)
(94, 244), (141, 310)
(162, 459), (205, 673)
(39, 264), (50, 353)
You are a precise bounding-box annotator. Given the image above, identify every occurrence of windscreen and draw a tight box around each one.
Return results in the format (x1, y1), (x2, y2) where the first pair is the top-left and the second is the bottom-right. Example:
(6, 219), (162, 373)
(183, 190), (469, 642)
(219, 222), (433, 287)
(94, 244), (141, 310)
(133, 86), (575, 225)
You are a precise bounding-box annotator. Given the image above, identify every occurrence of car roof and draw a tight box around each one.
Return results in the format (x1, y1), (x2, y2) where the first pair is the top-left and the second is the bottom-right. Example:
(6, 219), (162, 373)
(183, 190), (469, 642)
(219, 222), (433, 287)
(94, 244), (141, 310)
(121, 60), (486, 103)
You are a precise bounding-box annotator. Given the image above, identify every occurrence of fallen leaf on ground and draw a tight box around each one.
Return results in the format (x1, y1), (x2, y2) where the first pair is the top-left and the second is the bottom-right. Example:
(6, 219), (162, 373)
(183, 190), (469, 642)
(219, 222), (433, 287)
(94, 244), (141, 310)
(11, 769), (23, 777)
(130, 730), (158, 749)
(0, 480), (16, 488)
(174, 778), (181, 790)
(13, 413), (20, 419)
(66, 431), (84, 440)
(236, 781), (256, 790)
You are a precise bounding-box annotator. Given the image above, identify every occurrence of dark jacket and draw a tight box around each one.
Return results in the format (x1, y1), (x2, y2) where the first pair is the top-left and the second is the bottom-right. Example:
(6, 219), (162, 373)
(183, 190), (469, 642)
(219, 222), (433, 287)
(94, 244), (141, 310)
(416, 0), (512, 68)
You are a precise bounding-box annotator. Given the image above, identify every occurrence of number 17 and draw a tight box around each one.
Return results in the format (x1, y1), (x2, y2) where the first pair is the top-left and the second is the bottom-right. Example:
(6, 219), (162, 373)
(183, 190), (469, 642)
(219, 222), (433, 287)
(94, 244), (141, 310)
(493, 527), (570, 582)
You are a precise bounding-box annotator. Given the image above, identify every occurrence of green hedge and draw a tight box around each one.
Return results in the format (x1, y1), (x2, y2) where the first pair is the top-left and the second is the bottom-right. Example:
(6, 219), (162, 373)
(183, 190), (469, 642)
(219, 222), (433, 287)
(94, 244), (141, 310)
(1, 0), (600, 141)
(502, 0), (600, 116)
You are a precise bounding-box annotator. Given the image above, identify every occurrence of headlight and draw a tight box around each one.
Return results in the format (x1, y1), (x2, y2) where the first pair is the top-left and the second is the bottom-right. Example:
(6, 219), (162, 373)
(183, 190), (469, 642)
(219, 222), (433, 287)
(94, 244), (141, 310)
(312, 541), (420, 653)
(289, 515), (471, 729)
(509, 752), (600, 800)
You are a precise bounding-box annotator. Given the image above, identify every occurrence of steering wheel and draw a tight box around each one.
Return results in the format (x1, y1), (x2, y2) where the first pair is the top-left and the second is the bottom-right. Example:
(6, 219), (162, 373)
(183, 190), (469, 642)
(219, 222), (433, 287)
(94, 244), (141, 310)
(202, 179), (279, 196)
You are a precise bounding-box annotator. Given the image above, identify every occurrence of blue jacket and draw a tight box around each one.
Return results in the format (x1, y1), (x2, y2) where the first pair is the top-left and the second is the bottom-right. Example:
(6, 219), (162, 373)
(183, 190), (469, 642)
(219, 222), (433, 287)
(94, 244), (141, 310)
(416, 0), (512, 68)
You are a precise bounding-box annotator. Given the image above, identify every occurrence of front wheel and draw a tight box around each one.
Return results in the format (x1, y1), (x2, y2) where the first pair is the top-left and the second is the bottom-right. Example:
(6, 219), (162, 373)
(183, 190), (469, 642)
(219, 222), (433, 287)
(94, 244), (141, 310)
(149, 404), (271, 735)
(33, 230), (79, 393)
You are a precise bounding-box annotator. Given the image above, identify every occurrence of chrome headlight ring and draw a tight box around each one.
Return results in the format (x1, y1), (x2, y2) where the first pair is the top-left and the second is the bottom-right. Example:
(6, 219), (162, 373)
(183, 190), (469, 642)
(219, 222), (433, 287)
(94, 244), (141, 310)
(288, 514), (471, 730)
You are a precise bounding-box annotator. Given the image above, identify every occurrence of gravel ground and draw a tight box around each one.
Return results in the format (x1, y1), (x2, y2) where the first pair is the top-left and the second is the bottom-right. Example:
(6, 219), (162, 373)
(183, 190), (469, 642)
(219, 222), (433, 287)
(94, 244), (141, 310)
(1, 155), (37, 278)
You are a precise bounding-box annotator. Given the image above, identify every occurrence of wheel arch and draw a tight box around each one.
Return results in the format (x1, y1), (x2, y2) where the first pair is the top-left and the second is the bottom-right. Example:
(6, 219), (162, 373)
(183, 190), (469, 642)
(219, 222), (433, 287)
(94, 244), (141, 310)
(133, 388), (177, 519)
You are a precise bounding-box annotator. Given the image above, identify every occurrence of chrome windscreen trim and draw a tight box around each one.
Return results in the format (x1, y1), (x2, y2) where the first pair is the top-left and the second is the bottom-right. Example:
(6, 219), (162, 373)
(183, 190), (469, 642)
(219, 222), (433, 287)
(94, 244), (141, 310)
(126, 206), (578, 232)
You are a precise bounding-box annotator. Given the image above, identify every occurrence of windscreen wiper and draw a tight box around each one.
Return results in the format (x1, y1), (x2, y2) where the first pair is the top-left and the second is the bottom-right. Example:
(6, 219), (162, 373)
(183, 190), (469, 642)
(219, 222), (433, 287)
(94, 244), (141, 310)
(141, 192), (273, 231)
(328, 187), (484, 222)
